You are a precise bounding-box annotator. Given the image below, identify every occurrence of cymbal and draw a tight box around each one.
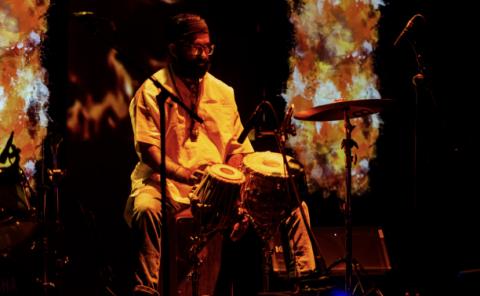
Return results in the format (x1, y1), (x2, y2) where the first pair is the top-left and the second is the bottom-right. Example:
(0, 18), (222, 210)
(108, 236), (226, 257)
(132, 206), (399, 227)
(294, 99), (393, 122)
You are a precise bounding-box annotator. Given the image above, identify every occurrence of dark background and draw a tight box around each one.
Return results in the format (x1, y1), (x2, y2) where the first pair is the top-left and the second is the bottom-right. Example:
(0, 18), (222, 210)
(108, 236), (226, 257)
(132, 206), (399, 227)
(5, 0), (478, 295)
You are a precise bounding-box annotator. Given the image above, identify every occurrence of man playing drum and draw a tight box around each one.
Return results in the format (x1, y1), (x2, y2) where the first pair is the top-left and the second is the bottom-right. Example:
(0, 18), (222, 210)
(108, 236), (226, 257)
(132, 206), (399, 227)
(123, 13), (316, 296)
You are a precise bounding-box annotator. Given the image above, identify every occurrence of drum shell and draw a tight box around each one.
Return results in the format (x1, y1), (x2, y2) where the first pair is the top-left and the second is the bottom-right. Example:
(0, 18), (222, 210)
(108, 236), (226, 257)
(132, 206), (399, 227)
(240, 152), (307, 228)
(190, 164), (245, 232)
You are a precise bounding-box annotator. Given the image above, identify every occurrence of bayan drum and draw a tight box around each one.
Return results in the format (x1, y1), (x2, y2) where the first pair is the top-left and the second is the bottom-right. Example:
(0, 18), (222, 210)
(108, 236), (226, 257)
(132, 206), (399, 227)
(241, 151), (306, 232)
(189, 163), (245, 233)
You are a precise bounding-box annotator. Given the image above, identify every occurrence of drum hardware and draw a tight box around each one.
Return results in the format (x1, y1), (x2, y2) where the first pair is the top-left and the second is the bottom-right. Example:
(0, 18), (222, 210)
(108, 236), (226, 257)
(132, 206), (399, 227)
(0, 132), (31, 220)
(1, 132), (40, 295)
(35, 132), (69, 295)
(1, 132), (36, 252)
(294, 98), (393, 296)
(185, 232), (206, 296)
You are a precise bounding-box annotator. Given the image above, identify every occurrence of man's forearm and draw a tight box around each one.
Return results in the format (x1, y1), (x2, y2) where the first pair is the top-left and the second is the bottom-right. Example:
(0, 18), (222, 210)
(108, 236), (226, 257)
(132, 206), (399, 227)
(226, 153), (244, 169)
(139, 142), (193, 183)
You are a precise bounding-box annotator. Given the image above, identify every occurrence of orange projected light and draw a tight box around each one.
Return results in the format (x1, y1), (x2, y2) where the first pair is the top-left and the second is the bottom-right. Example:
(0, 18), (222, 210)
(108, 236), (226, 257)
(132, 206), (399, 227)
(0, 0), (50, 181)
(285, 0), (384, 198)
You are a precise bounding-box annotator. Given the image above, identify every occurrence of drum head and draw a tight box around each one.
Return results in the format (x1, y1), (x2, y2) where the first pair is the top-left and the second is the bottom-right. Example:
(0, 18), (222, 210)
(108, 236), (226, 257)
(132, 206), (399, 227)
(242, 151), (301, 177)
(207, 164), (245, 184)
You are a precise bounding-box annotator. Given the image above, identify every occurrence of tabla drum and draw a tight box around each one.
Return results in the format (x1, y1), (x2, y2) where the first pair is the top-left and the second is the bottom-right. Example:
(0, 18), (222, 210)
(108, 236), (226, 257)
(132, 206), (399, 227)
(189, 163), (245, 233)
(241, 151), (306, 231)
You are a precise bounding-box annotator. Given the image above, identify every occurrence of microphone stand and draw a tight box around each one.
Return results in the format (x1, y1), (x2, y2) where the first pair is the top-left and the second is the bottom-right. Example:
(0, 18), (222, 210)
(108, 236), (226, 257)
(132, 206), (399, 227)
(407, 38), (442, 215)
(409, 41), (425, 211)
(154, 90), (169, 296)
(151, 76), (204, 296)
(399, 14), (440, 212)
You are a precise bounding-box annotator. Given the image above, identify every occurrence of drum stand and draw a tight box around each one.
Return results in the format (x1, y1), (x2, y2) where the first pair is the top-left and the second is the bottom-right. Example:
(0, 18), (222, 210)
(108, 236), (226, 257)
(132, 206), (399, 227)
(188, 227), (222, 296)
(252, 220), (282, 293)
(37, 134), (67, 295)
(186, 179), (223, 296)
(189, 201), (217, 296)
(261, 239), (276, 293)
(188, 232), (205, 296)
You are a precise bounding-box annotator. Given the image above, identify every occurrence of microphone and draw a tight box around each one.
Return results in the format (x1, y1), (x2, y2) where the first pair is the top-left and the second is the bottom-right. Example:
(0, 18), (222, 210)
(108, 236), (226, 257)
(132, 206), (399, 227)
(148, 77), (203, 124)
(281, 104), (296, 139)
(238, 102), (264, 144)
(393, 14), (424, 47)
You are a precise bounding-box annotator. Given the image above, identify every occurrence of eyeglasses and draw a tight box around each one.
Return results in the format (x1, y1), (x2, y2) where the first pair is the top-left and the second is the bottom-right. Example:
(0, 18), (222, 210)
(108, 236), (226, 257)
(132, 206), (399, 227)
(182, 43), (215, 56)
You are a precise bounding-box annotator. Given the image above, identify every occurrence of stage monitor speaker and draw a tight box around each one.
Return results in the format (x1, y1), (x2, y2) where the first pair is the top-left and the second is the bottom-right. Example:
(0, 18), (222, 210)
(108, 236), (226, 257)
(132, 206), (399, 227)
(272, 226), (391, 277)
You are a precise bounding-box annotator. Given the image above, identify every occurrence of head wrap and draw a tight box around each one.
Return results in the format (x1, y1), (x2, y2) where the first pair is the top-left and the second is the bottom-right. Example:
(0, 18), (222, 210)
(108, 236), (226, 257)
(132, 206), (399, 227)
(166, 13), (209, 43)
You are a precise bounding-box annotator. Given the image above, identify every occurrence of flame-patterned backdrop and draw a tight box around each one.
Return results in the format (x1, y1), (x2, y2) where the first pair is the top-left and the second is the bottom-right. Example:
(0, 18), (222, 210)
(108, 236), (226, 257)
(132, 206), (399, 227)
(1, 0), (478, 295)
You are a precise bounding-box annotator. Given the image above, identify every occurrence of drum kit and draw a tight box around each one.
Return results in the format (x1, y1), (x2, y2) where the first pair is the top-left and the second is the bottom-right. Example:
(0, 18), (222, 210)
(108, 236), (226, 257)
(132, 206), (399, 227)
(0, 132), (39, 295)
(186, 99), (392, 296)
(1, 132), (67, 295)
(0, 132), (36, 257)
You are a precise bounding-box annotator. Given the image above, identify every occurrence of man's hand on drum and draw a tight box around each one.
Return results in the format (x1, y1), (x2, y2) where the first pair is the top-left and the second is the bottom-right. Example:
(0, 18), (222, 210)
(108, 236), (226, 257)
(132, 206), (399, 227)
(226, 153), (244, 169)
(174, 166), (205, 185)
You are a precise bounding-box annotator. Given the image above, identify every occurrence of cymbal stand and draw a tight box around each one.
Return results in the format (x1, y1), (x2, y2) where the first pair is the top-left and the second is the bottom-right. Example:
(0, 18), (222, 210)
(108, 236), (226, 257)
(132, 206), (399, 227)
(339, 113), (386, 296)
(340, 109), (357, 296)
(292, 99), (391, 295)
